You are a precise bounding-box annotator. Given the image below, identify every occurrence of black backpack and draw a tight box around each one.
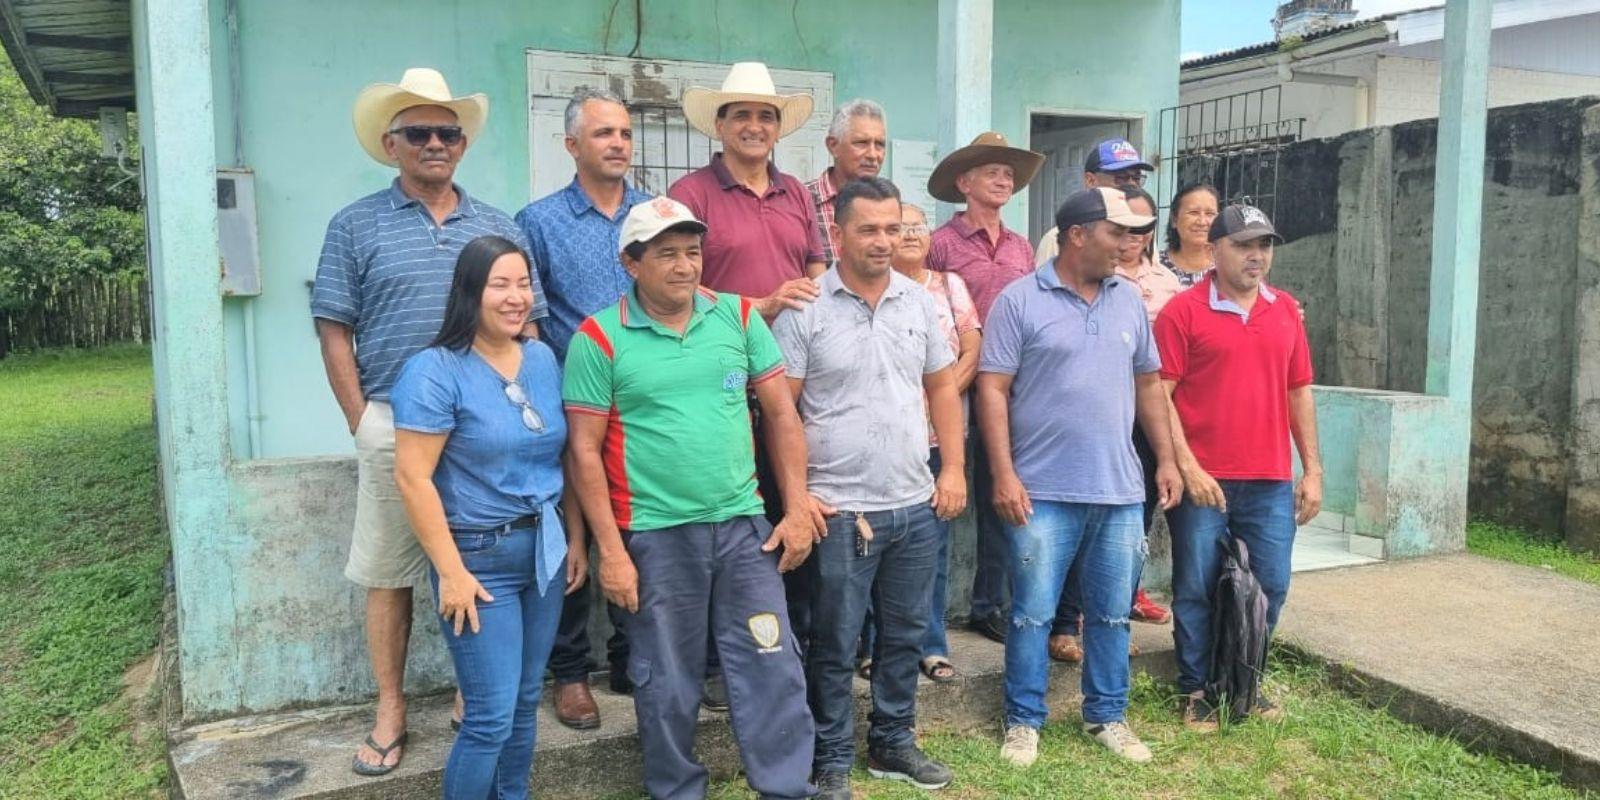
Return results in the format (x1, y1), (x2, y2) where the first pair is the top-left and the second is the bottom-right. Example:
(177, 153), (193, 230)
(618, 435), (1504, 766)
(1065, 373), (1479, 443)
(1205, 535), (1271, 720)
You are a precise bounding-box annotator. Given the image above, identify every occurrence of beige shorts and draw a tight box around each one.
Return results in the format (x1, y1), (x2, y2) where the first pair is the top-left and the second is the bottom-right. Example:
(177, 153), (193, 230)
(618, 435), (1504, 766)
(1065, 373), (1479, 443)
(344, 401), (428, 588)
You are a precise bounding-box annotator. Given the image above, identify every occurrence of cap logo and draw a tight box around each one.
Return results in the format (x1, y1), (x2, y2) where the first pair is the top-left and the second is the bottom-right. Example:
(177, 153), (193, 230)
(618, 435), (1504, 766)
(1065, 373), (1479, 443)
(1240, 206), (1270, 227)
(651, 196), (679, 219)
(1111, 141), (1140, 162)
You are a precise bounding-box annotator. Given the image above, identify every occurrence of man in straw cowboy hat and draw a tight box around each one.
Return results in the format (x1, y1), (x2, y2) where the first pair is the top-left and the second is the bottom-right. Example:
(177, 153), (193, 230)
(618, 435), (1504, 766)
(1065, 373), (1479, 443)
(924, 132), (1044, 648)
(312, 67), (546, 776)
(668, 61), (830, 702)
(669, 61), (827, 319)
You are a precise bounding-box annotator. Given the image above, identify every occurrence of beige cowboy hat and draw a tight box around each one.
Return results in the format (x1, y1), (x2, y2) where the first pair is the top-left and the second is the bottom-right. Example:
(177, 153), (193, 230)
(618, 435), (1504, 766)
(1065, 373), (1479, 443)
(351, 68), (488, 166)
(681, 62), (814, 139)
(927, 131), (1046, 204)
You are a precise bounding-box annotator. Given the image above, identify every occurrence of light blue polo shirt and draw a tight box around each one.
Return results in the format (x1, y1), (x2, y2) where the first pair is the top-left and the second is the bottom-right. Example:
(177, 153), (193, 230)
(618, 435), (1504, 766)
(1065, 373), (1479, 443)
(311, 179), (548, 399)
(979, 264), (1160, 505)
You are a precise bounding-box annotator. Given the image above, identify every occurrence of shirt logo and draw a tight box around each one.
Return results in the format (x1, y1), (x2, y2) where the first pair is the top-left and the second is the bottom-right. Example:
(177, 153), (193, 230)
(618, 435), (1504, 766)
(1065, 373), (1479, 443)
(723, 370), (747, 390)
(748, 613), (783, 654)
(1121, 330), (1133, 347)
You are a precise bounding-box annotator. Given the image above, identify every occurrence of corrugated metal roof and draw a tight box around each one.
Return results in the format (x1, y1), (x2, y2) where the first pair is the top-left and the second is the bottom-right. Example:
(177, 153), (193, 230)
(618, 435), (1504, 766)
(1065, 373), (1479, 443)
(0, 0), (132, 118)
(1181, 11), (1422, 69)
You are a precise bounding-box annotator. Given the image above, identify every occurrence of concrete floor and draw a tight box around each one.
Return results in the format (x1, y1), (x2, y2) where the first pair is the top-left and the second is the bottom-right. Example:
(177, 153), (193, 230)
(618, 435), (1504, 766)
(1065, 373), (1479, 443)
(168, 623), (1182, 800)
(1277, 553), (1600, 790)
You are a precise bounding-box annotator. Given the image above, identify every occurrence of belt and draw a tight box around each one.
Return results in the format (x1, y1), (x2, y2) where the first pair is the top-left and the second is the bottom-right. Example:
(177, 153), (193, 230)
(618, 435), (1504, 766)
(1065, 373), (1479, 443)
(452, 512), (540, 535)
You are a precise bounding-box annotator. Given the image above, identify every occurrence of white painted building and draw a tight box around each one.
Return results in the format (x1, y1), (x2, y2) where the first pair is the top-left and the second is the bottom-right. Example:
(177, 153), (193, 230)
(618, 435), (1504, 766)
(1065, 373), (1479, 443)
(1179, 0), (1600, 142)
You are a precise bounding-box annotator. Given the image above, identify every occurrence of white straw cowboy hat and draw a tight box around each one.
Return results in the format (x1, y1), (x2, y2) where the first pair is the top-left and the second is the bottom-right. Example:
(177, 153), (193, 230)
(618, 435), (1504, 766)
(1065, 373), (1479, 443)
(352, 68), (488, 166)
(681, 62), (814, 139)
(927, 131), (1046, 204)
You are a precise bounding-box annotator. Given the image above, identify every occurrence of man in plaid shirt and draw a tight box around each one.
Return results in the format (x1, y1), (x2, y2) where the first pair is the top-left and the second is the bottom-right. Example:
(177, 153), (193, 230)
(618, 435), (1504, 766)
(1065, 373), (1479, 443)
(805, 99), (888, 266)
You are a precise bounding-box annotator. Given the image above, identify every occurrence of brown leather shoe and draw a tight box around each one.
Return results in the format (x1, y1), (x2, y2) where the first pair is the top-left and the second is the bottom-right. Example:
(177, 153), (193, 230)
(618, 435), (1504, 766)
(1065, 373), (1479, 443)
(1048, 634), (1083, 663)
(553, 680), (600, 730)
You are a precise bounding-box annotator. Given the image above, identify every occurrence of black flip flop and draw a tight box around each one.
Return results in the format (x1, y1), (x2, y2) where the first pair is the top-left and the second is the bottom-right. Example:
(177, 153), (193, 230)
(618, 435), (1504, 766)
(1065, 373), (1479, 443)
(351, 731), (409, 777)
(920, 657), (958, 684)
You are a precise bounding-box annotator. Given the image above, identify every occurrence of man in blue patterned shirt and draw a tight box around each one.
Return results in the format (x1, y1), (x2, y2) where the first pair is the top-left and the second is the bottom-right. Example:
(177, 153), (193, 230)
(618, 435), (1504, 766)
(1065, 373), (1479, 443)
(515, 87), (650, 729)
(310, 68), (547, 776)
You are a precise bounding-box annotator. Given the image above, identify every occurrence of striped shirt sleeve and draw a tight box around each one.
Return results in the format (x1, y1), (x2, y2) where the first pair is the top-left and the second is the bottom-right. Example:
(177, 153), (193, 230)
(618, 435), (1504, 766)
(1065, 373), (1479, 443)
(310, 211), (360, 325)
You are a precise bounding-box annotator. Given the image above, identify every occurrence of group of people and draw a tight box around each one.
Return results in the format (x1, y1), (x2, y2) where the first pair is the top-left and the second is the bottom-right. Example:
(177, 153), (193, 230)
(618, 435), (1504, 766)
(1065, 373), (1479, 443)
(311, 61), (1323, 800)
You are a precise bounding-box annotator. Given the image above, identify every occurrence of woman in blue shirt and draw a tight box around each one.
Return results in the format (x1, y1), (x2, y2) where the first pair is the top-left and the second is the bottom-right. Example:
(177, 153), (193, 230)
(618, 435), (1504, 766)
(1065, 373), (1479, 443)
(391, 235), (584, 800)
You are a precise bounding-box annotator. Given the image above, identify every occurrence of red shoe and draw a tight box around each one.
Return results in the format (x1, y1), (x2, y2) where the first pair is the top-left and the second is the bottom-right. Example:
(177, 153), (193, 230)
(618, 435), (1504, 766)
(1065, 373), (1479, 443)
(1131, 589), (1171, 624)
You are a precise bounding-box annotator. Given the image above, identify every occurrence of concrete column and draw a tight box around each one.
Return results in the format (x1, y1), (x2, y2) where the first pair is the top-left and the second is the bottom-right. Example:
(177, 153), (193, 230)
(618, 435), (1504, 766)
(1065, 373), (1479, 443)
(1423, 0), (1491, 402)
(1334, 127), (1393, 389)
(131, 0), (233, 715)
(1565, 104), (1600, 554)
(934, 0), (992, 220)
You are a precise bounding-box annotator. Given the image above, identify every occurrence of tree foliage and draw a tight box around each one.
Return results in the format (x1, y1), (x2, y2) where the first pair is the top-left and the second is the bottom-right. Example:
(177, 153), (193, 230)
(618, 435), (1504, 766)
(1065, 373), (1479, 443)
(0, 52), (144, 353)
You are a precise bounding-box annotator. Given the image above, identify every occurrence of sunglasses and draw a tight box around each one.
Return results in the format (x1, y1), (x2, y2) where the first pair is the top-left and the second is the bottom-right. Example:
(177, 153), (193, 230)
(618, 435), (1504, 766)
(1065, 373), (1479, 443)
(503, 382), (546, 432)
(388, 125), (464, 147)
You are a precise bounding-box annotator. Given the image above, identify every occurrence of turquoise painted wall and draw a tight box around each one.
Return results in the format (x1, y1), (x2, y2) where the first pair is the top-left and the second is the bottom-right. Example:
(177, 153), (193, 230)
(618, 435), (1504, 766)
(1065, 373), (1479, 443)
(157, 0), (1180, 716)
(212, 0), (1179, 459)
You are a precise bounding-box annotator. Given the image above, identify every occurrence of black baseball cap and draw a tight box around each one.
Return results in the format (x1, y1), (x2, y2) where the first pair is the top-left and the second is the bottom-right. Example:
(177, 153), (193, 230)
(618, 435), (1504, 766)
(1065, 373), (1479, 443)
(1208, 203), (1283, 243)
(1055, 187), (1157, 233)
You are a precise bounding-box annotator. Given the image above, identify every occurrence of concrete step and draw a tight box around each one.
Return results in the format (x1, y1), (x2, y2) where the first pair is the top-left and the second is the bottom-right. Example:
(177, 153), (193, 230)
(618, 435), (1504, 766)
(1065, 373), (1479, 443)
(169, 624), (1180, 799)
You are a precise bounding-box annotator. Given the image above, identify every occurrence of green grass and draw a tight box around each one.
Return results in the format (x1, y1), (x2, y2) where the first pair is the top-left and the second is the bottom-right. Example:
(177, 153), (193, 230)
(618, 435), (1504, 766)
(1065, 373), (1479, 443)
(1467, 520), (1600, 588)
(697, 655), (1586, 800)
(0, 344), (168, 799)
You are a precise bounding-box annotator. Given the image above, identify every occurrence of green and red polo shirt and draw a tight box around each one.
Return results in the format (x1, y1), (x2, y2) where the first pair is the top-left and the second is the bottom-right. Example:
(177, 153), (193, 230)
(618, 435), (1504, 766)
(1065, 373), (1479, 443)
(562, 286), (784, 531)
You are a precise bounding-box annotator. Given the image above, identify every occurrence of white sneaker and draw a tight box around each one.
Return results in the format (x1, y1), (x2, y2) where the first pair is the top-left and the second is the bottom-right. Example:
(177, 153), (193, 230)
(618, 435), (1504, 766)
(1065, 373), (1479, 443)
(1084, 720), (1153, 763)
(999, 724), (1039, 767)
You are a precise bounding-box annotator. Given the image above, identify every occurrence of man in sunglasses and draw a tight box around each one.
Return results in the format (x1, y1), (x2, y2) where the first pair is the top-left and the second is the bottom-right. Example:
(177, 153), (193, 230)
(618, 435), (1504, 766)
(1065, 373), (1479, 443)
(311, 68), (547, 777)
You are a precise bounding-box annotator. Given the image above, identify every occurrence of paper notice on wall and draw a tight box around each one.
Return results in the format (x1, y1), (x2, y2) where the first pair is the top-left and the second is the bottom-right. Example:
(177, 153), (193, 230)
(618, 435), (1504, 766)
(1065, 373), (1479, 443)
(891, 140), (939, 217)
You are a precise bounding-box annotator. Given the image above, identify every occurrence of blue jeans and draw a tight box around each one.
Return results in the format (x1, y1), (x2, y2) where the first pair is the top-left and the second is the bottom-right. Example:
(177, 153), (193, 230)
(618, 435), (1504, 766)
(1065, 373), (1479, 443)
(809, 502), (942, 772)
(430, 521), (565, 800)
(1003, 501), (1144, 728)
(623, 516), (814, 800)
(1053, 429), (1160, 636)
(856, 450), (952, 662)
(1167, 480), (1296, 694)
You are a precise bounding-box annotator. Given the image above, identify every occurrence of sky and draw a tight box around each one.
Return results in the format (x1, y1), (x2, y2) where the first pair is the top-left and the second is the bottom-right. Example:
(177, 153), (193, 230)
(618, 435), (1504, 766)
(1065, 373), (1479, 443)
(1182, 0), (1441, 60)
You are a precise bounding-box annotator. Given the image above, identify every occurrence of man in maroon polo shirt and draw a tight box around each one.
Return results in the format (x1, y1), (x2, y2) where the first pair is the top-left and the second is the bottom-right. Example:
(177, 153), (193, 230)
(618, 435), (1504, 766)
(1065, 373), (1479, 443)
(669, 62), (829, 698)
(924, 131), (1045, 644)
(670, 62), (826, 320)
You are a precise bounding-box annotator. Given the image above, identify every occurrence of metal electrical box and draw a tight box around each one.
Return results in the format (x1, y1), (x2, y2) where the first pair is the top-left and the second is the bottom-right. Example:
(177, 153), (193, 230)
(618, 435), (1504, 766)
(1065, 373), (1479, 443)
(218, 167), (262, 296)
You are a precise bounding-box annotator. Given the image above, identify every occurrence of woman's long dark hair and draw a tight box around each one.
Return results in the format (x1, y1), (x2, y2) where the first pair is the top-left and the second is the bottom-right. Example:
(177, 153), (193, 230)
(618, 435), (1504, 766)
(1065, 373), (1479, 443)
(428, 235), (532, 351)
(1165, 183), (1221, 253)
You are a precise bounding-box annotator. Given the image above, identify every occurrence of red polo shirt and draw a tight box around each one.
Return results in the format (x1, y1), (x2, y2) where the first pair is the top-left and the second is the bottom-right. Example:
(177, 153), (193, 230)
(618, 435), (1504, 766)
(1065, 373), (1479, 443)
(668, 153), (824, 299)
(927, 211), (1034, 324)
(1154, 276), (1314, 481)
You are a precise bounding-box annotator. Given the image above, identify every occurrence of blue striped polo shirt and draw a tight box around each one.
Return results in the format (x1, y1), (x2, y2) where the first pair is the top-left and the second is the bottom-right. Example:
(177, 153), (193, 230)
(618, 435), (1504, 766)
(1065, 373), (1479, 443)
(310, 179), (548, 400)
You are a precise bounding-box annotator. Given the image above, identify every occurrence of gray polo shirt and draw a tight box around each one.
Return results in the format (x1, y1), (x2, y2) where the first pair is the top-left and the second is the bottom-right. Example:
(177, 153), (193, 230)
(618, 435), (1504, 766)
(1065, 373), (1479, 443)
(772, 268), (955, 511)
(979, 264), (1160, 505)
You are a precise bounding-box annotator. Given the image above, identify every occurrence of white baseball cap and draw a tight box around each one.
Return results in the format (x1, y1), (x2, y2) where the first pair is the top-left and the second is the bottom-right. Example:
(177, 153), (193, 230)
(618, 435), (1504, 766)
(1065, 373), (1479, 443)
(619, 196), (709, 256)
